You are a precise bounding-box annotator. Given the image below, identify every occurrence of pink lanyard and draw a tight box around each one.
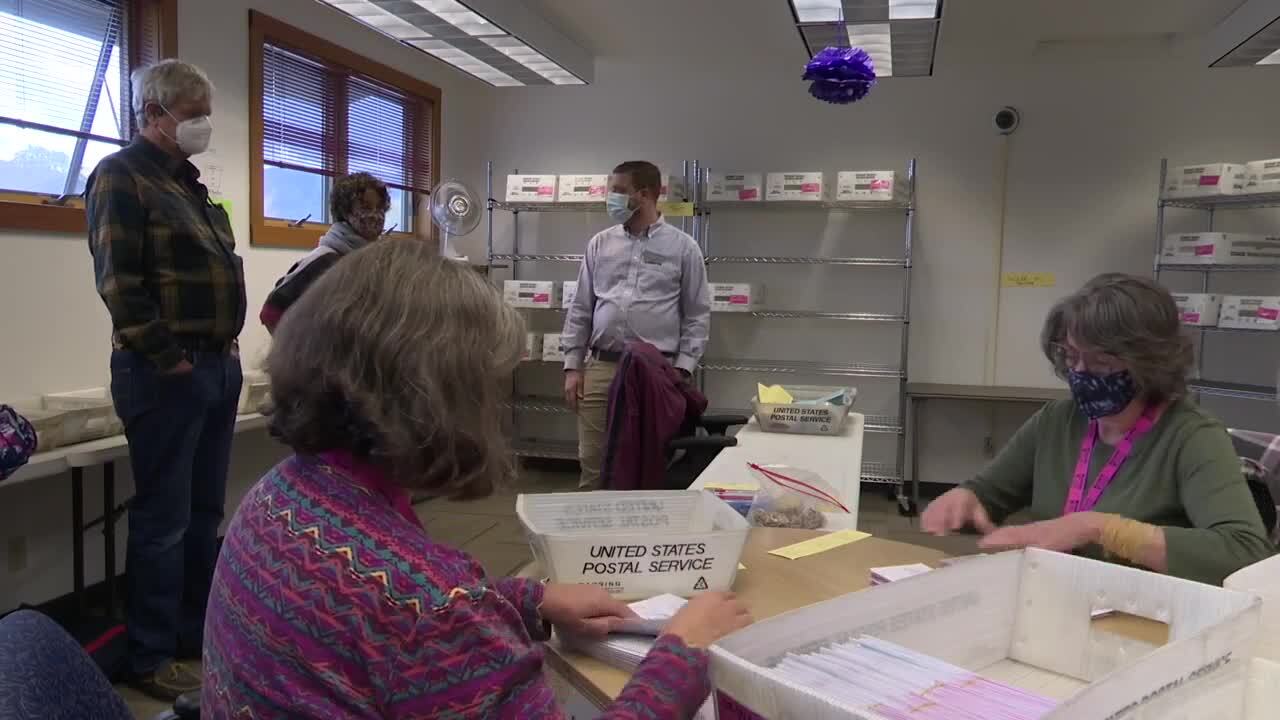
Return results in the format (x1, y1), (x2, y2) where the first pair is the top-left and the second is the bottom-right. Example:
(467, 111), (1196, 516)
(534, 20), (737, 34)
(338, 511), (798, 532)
(1062, 405), (1159, 515)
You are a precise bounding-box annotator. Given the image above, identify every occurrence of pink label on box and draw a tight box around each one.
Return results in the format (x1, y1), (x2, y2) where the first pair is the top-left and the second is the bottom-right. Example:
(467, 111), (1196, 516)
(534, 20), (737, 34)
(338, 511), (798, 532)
(716, 691), (766, 720)
(537, 186), (554, 196)
(1182, 312), (1201, 323)
(532, 293), (550, 303)
(729, 295), (748, 304)
(1198, 175), (1222, 186)
(1194, 244), (1216, 256)
(739, 188), (758, 200)
(1259, 307), (1279, 320)
(800, 182), (820, 193)
(589, 186), (606, 196)
(870, 179), (893, 190)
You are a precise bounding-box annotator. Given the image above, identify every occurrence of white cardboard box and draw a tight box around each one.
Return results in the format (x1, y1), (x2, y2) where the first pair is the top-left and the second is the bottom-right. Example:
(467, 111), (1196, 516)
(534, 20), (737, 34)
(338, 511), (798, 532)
(1219, 295), (1280, 331)
(705, 172), (764, 202)
(557, 174), (608, 202)
(1172, 293), (1222, 326)
(561, 281), (578, 309)
(711, 549), (1261, 720)
(1160, 233), (1280, 265)
(835, 170), (900, 201)
(542, 333), (565, 362)
(42, 388), (120, 440)
(766, 172), (824, 201)
(710, 283), (763, 312)
(505, 174), (558, 203)
(1245, 159), (1280, 194)
(1164, 163), (1247, 198)
(659, 174), (689, 202)
(522, 333), (543, 361)
(503, 280), (561, 309)
(516, 490), (748, 600)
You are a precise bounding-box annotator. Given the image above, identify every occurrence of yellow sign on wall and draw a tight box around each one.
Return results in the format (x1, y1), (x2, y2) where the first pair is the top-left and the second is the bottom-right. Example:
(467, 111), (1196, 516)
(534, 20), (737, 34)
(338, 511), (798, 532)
(658, 201), (694, 217)
(1002, 271), (1055, 288)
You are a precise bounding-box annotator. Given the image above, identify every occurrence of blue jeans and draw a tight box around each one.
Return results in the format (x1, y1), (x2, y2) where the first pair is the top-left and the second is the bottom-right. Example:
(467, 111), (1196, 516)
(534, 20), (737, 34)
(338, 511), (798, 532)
(110, 349), (242, 676)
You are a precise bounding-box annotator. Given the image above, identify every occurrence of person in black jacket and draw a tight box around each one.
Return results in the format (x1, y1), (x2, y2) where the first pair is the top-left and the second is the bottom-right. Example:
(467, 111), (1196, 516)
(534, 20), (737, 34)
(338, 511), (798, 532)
(260, 172), (390, 333)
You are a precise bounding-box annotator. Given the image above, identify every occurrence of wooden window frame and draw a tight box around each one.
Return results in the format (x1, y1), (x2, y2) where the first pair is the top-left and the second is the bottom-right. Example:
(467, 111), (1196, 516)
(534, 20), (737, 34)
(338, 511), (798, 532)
(0, 0), (177, 234)
(249, 11), (442, 250)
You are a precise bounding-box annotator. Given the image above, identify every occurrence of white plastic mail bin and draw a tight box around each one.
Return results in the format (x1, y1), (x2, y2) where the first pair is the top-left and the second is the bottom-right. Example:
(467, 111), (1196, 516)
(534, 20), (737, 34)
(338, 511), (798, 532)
(516, 490), (749, 600)
(751, 386), (856, 435)
(238, 371), (272, 414)
(42, 387), (120, 440)
(15, 405), (99, 451)
(711, 548), (1261, 720)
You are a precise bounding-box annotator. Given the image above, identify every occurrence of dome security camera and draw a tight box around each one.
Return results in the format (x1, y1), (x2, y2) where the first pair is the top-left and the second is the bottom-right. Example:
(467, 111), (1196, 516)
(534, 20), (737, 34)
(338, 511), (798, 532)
(994, 107), (1020, 135)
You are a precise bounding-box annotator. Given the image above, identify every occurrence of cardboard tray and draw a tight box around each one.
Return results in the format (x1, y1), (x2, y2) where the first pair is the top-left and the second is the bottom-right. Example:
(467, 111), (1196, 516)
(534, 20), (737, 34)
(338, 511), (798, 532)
(711, 549), (1261, 719)
(516, 490), (749, 600)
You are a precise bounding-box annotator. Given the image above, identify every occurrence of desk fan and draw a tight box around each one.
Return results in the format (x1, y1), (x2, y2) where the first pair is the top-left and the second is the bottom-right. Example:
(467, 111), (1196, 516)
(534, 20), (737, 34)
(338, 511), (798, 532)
(428, 178), (481, 260)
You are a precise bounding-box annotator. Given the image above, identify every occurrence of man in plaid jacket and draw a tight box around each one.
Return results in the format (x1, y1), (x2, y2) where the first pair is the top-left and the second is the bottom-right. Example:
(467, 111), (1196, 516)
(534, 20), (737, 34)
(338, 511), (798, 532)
(85, 59), (246, 702)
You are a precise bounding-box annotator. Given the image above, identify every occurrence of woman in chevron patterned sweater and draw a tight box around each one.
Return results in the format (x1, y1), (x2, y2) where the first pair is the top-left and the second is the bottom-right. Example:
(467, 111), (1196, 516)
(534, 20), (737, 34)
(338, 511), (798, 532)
(202, 240), (751, 719)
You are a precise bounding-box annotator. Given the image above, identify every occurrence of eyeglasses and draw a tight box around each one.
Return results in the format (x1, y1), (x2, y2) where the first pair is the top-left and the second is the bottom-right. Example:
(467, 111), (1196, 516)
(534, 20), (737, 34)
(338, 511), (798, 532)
(1050, 343), (1124, 373)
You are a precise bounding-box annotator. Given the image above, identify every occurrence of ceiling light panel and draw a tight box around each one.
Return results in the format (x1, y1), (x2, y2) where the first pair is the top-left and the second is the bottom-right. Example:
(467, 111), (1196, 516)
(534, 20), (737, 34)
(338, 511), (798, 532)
(1260, 47), (1280, 65)
(1214, 14), (1280, 66)
(790, 0), (942, 77)
(317, 0), (587, 86)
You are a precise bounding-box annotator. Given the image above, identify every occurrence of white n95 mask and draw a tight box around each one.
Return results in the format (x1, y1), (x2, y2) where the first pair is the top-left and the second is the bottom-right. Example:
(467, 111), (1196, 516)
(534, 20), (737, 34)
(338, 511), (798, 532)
(161, 105), (213, 156)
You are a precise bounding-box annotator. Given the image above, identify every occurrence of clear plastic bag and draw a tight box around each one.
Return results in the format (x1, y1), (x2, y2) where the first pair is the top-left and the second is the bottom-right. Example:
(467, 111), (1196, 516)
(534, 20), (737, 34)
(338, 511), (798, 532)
(746, 463), (850, 529)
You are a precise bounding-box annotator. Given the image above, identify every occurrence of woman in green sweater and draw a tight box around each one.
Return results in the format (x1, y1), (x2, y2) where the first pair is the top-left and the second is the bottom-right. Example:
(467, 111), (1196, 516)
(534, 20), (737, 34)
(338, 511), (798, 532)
(921, 273), (1274, 585)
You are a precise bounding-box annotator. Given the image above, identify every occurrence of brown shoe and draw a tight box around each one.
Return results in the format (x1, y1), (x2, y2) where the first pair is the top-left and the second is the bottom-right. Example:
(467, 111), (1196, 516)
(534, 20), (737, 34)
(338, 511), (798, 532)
(129, 660), (202, 703)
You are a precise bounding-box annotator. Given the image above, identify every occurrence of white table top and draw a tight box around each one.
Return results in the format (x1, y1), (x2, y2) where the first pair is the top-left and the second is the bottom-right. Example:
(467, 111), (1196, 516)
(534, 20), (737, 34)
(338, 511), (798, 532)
(1, 413), (269, 488)
(689, 412), (865, 528)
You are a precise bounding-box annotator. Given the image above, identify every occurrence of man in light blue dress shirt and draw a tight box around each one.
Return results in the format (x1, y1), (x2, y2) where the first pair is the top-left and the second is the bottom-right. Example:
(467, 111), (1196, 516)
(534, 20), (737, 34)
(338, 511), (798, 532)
(561, 161), (711, 489)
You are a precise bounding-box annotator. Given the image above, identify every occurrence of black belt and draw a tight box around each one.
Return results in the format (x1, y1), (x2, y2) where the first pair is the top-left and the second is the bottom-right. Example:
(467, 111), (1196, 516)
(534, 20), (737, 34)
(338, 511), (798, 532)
(590, 347), (674, 362)
(176, 337), (235, 354)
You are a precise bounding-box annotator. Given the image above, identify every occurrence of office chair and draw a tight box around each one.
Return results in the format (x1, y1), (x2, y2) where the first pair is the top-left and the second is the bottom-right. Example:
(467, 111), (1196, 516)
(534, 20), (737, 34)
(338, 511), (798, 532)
(662, 412), (750, 490)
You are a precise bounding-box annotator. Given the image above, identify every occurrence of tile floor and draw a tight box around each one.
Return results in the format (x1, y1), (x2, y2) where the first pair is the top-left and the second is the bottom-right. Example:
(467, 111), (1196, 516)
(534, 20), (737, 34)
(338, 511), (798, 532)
(120, 464), (980, 718)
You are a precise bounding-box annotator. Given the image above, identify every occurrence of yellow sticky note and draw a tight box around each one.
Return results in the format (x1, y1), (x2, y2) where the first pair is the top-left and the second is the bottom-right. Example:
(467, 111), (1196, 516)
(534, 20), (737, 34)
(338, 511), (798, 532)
(768, 530), (871, 560)
(757, 383), (794, 404)
(1001, 271), (1055, 288)
(213, 199), (233, 220)
(705, 483), (758, 492)
(737, 563), (748, 571)
(658, 201), (694, 217)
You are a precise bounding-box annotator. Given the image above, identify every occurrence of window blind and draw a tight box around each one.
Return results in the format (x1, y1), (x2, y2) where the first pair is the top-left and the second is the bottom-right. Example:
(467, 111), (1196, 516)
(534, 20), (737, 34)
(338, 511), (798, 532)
(0, 0), (129, 144)
(262, 40), (434, 194)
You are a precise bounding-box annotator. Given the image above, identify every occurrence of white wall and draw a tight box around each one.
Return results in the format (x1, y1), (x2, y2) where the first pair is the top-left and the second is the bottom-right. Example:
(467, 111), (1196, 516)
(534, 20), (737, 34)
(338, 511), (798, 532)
(0, 0), (494, 609)
(485, 25), (1280, 484)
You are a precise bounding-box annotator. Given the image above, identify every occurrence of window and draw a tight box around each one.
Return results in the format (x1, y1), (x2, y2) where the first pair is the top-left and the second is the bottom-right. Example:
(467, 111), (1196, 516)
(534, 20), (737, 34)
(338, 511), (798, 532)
(250, 12), (440, 249)
(0, 0), (175, 233)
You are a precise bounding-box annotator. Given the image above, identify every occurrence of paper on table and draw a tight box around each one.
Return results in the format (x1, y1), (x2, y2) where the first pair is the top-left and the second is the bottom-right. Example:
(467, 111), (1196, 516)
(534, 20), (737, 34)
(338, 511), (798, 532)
(613, 593), (687, 635)
(757, 383), (793, 404)
(768, 529), (871, 559)
(704, 482), (758, 492)
(738, 563), (747, 570)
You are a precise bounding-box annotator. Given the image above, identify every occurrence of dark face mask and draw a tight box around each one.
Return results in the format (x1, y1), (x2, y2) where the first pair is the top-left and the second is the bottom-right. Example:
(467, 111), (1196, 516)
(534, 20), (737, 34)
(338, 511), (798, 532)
(1067, 369), (1137, 419)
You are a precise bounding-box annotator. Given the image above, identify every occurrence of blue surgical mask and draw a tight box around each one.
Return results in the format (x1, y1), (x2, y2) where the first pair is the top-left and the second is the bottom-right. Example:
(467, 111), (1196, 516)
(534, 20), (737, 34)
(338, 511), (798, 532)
(606, 192), (635, 225)
(1067, 369), (1137, 419)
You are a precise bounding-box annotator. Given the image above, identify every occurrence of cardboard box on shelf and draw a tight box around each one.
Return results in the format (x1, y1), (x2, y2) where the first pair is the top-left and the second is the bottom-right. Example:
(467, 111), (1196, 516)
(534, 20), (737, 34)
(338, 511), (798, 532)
(562, 280), (578, 309)
(658, 174), (689, 202)
(505, 174), (558, 203)
(835, 170), (900, 201)
(705, 172), (764, 202)
(1160, 233), (1280, 265)
(710, 283), (763, 312)
(1163, 163), (1247, 198)
(711, 548), (1261, 720)
(1245, 159), (1280, 194)
(1172, 293), (1221, 326)
(557, 174), (608, 202)
(1219, 295), (1280, 331)
(503, 280), (561, 309)
(523, 333), (543, 361)
(542, 333), (566, 362)
(766, 172), (824, 201)
(516, 490), (749, 599)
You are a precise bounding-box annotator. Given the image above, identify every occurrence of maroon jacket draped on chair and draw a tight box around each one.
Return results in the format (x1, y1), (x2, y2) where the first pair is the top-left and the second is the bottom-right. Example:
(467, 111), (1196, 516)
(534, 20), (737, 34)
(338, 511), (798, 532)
(602, 341), (707, 490)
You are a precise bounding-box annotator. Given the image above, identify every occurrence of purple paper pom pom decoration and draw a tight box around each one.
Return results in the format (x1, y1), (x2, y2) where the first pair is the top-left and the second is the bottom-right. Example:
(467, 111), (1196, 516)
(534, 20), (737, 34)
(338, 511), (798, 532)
(803, 46), (877, 105)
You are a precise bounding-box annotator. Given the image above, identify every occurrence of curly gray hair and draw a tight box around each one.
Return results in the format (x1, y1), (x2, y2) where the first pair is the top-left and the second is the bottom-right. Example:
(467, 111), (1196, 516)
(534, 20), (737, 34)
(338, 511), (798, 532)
(1040, 273), (1194, 404)
(131, 59), (213, 128)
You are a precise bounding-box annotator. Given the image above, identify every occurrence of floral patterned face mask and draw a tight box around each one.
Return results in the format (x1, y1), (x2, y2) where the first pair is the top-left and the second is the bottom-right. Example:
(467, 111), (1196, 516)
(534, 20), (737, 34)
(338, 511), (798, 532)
(1067, 369), (1137, 419)
(348, 209), (387, 240)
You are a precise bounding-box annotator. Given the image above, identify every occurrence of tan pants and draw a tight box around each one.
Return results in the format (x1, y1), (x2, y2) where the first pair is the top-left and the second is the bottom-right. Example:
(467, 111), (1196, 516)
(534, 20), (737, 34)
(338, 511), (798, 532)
(576, 358), (618, 489)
